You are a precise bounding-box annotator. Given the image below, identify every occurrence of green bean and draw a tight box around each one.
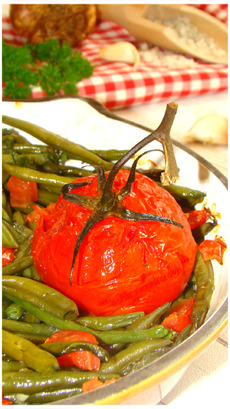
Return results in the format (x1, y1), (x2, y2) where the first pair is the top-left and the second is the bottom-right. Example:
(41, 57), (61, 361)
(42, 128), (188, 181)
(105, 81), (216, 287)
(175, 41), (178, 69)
(22, 268), (32, 278)
(183, 281), (196, 299)
(76, 311), (145, 331)
(190, 250), (214, 333)
(2, 115), (113, 170)
(100, 338), (172, 374)
(13, 222), (34, 239)
(172, 324), (192, 347)
(2, 220), (25, 244)
(137, 168), (163, 182)
(12, 332), (48, 344)
(2, 296), (12, 318)
(2, 371), (119, 395)
(3, 144), (49, 154)
(2, 293), (173, 344)
(2, 330), (59, 373)
(128, 302), (171, 330)
(2, 318), (56, 337)
(42, 162), (94, 178)
(40, 341), (109, 362)
(2, 190), (7, 208)
(30, 265), (43, 281)
(120, 346), (171, 376)
(2, 130), (32, 145)
(5, 302), (24, 320)
(2, 255), (34, 275)
(4, 201), (13, 218)
(24, 387), (83, 404)
(2, 361), (28, 373)
(21, 310), (40, 324)
(2, 275), (79, 320)
(14, 239), (32, 261)
(37, 188), (59, 205)
(192, 217), (218, 244)
(2, 220), (19, 248)
(3, 153), (49, 167)
(2, 207), (12, 224)
(91, 149), (128, 161)
(12, 210), (26, 225)
(14, 203), (40, 214)
(2, 154), (14, 164)
(3, 163), (75, 187)
(157, 183), (206, 210)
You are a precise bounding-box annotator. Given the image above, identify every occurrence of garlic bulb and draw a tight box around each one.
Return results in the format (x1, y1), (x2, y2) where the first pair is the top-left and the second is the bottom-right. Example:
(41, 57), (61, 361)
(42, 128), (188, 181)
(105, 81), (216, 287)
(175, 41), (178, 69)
(99, 41), (140, 67)
(185, 114), (228, 145)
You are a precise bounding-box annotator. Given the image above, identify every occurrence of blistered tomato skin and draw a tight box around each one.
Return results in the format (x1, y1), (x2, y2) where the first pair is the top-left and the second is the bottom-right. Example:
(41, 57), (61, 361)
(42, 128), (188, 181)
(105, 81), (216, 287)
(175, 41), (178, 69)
(31, 171), (197, 316)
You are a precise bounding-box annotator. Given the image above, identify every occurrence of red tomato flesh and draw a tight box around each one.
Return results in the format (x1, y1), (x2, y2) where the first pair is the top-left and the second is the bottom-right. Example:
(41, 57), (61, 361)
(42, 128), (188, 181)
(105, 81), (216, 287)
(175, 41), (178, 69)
(2, 246), (15, 267)
(7, 176), (38, 209)
(161, 298), (194, 333)
(44, 330), (100, 371)
(31, 170), (197, 316)
(44, 330), (98, 345)
(198, 236), (227, 265)
(2, 397), (12, 405)
(57, 351), (100, 371)
(185, 208), (210, 230)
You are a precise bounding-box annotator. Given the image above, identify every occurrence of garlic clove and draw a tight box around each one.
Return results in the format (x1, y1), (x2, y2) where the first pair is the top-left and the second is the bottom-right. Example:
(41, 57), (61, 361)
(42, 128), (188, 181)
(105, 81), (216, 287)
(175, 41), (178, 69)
(99, 41), (140, 67)
(185, 114), (228, 145)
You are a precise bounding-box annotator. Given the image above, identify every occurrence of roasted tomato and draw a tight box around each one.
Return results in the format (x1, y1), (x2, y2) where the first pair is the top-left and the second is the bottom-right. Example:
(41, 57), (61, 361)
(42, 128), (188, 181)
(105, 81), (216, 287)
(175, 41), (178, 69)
(31, 170), (197, 316)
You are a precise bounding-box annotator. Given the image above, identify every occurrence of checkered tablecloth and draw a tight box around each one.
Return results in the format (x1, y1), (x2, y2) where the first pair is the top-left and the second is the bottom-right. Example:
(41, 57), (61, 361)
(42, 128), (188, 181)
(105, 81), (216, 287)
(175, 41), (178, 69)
(2, 4), (228, 110)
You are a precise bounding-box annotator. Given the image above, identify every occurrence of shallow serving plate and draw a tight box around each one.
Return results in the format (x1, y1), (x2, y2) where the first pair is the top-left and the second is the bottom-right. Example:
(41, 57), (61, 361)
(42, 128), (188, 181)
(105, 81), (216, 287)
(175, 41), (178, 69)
(2, 96), (228, 405)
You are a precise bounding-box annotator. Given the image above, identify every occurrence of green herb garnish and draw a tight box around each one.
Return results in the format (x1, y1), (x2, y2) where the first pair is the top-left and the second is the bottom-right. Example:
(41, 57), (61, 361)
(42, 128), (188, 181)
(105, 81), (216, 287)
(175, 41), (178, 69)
(2, 39), (94, 99)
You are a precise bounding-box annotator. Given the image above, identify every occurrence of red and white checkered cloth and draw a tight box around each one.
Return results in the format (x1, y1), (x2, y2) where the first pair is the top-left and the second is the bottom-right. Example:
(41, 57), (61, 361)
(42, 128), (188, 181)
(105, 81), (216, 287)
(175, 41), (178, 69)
(2, 4), (228, 110)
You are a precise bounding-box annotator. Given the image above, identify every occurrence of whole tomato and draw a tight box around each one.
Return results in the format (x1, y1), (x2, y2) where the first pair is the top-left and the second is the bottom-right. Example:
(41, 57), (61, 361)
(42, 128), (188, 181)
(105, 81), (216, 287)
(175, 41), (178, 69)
(31, 170), (197, 316)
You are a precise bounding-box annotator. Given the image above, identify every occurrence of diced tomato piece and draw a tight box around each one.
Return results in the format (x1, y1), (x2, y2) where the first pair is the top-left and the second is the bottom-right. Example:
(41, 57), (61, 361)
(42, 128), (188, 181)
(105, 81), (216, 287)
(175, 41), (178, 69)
(162, 298), (194, 333)
(26, 209), (41, 225)
(7, 176), (38, 209)
(2, 246), (15, 267)
(198, 236), (227, 265)
(170, 297), (194, 316)
(82, 377), (117, 393)
(44, 329), (98, 345)
(2, 397), (12, 405)
(185, 208), (210, 230)
(57, 350), (100, 371)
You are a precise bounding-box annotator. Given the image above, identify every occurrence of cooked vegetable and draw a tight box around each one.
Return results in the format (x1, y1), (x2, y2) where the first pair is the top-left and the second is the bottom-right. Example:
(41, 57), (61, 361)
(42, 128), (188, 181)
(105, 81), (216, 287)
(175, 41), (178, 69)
(2, 371), (119, 395)
(2, 246), (15, 266)
(2, 255), (34, 275)
(2, 275), (78, 320)
(7, 176), (38, 209)
(2, 101), (224, 404)
(41, 341), (109, 363)
(198, 236), (227, 265)
(2, 330), (59, 373)
(76, 312), (145, 331)
(100, 339), (172, 374)
(161, 298), (194, 333)
(190, 250), (215, 332)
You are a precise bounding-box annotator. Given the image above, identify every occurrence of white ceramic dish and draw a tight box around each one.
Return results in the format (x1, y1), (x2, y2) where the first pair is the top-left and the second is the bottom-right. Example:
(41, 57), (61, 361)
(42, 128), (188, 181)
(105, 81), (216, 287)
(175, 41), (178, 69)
(2, 96), (228, 405)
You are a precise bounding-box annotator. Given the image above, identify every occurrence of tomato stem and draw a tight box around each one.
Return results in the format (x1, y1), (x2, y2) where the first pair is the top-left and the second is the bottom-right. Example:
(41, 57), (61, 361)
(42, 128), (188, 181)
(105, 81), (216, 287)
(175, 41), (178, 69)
(61, 102), (182, 285)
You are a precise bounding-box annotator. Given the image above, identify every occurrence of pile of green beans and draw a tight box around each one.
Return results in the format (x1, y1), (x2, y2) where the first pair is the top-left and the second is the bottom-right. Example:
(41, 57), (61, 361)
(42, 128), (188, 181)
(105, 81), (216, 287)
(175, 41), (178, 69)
(2, 120), (216, 405)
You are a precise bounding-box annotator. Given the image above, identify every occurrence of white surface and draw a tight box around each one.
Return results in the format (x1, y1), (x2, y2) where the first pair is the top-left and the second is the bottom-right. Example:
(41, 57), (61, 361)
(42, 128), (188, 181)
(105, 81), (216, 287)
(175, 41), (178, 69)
(115, 91), (228, 407)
